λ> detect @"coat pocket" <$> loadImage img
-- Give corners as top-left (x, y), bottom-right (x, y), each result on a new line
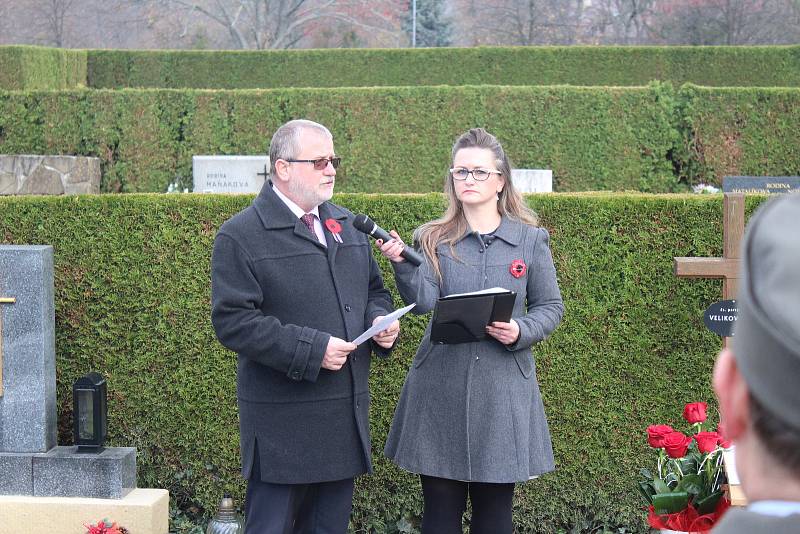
top-left (512, 349), bottom-right (534, 378)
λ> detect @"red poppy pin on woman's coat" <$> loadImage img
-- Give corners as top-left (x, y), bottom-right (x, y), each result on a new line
top-left (510, 259), bottom-right (526, 278)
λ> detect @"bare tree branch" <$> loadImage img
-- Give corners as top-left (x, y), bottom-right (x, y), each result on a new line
top-left (134, 0), bottom-right (403, 49)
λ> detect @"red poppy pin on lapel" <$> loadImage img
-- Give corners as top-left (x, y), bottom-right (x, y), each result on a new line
top-left (325, 218), bottom-right (343, 243)
top-left (510, 259), bottom-right (526, 278)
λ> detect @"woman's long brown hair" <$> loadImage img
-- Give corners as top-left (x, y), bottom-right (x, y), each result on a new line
top-left (415, 128), bottom-right (539, 282)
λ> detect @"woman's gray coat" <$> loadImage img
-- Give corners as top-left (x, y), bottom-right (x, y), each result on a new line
top-left (383, 216), bottom-right (564, 483)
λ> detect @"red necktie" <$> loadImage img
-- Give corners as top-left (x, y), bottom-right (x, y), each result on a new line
top-left (301, 213), bottom-right (315, 234)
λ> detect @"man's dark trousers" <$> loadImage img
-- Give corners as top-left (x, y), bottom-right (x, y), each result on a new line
top-left (244, 451), bottom-right (354, 534)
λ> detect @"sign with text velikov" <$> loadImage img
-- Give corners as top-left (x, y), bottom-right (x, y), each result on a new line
top-left (704, 299), bottom-right (738, 338)
top-left (723, 176), bottom-right (800, 194)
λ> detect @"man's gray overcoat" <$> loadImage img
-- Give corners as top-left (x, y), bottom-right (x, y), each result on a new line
top-left (384, 216), bottom-right (564, 483)
top-left (211, 183), bottom-right (394, 484)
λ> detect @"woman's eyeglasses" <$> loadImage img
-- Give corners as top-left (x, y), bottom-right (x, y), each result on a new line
top-left (450, 168), bottom-right (501, 181)
top-left (287, 157), bottom-right (341, 170)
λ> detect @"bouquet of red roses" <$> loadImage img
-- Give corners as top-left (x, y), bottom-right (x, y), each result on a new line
top-left (638, 402), bottom-right (731, 533)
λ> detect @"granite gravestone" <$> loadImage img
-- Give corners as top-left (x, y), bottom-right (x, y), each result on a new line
top-left (193, 155), bottom-right (269, 193)
top-left (0, 246), bottom-right (56, 454)
top-left (0, 245), bottom-right (135, 499)
top-left (511, 169), bottom-right (553, 193)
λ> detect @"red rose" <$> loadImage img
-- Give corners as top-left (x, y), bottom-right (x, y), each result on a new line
top-left (647, 424), bottom-right (674, 448)
top-left (662, 431), bottom-right (692, 458)
top-left (509, 259), bottom-right (526, 278)
top-left (694, 431), bottom-right (720, 454)
top-left (717, 423), bottom-right (732, 448)
top-left (683, 402), bottom-right (708, 424)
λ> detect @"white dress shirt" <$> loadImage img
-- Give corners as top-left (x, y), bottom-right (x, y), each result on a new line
top-left (272, 184), bottom-right (326, 245)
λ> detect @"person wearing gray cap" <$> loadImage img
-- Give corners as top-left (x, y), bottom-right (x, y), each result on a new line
top-left (712, 193), bottom-right (800, 534)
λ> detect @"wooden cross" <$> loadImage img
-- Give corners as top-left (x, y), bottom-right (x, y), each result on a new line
top-left (0, 294), bottom-right (16, 397)
top-left (674, 193), bottom-right (745, 347)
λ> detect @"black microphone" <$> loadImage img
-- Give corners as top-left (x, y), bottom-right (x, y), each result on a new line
top-left (353, 214), bottom-right (423, 266)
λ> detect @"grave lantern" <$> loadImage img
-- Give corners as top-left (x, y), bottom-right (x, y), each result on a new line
top-left (72, 372), bottom-right (107, 452)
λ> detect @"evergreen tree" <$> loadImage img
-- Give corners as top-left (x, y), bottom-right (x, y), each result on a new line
top-left (404, 0), bottom-right (452, 47)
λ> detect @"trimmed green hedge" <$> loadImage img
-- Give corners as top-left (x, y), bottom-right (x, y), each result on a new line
top-left (0, 46), bottom-right (87, 91)
top-left (676, 85), bottom-right (800, 184)
top-left (0, 193), bottom-right (765, 532)
top-left (0, 84), bottom-right (678, 193)
top-left (4, 45), bottom-right (800, 91)
top-left (1, 83), bottom-right (799, 194)
top-left (84, 46), bottom-right (800, 89)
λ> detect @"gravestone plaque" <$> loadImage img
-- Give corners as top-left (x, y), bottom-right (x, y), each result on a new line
top-left (0, 245), bottom-right (56, 453)
top-left (511, 169), bottom-right (553, 193)
top-left (704, 299), bottom-right (738, 338)
top-left (723, 176), bottom-right (800, 194)
top-left (192, 155), bottom-right (269, 193)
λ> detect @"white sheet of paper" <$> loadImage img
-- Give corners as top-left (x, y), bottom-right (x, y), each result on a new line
top-left (444, 287), bottom-right (511, 298)
top-left (351, 303), bottom-right (415, 345)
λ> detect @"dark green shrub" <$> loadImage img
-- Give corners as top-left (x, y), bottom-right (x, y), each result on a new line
top-left (0, 84), bottom-right (685, 193)
top-left (3, 84), bottom-right (800, 193)
top-left (0, 192), bottom-right (766, 532)
top-left (0, 45), bottom-right (86, 90)
top-left (84, 46), bottom-right (800, 89)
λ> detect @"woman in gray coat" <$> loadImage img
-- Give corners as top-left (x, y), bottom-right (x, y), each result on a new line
top-left (376, 128), bottom-right (564, 533)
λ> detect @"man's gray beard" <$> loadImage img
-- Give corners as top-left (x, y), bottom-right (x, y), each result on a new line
top-left (288, 178), bottom-right (332, 210)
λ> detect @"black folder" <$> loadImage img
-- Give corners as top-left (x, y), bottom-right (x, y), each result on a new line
top-left (430, 288), bottom-right (517, 344)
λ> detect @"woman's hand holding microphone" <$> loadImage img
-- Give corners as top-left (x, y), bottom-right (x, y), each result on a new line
top-left (375, 229), bottom-right (408, 263)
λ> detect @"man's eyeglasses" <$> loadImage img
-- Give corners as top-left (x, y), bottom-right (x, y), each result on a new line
top-left (286, 157), bottom-right (341, 170)
top-left (450, 168), bottom-right (501, 181)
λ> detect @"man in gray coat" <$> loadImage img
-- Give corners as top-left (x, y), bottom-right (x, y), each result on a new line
top-left (711, 193), bottom-right (800, 533)
top-left (211, 119), bottom-right (399, 534)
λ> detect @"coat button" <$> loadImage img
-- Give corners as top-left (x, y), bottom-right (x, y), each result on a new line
top-left (292, 370), bottom-right (301, 379)
top-left (345, 305), bottom-right (352, 312)
top-left (479, 248), bottom-right (484, 253)
top-left (356, 400), bottom-right (360, 408)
